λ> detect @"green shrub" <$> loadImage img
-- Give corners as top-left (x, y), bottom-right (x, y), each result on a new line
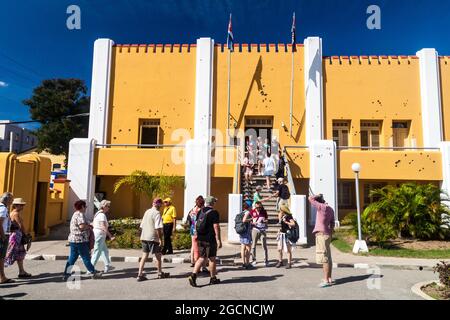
top-left (108, 228), bottom-right (141, 249)
top-left (433, 261), bottom-right (450, 299)
top-left (341, 212), bottom-right (357, 227)
top-left (172, 230), bottom-right (192, 250)
top-left (362, 183), bottom-right (450, 243)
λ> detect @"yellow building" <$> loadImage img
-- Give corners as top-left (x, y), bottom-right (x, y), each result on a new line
top-left (67, 37), bottom-right (450, 243)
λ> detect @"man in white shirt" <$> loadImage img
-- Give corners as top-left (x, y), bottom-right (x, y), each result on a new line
top-left (137, 198), bottom-right (170, 282)
top-left (0, 192), bottom-right (14, 284)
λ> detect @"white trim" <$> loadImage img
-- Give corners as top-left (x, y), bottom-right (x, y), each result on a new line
top-left (88, 38), bottom-right (114, 145)
top-left (228, 194), bottom-right (242, 244)
top-left (183, 38), bottom-right (215, 216)
top-left (304, 37), bottom-right (324, 145)
top-left (309, 140), bottom-right (338, 226)
top-left (67, 138), bottom-right (97, 221)
top-left (291, 195), bottom-right (307, 245)
top-left (417, 49), bottom-right (443, 148)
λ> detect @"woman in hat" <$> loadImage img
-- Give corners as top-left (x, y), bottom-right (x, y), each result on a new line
top-left (5, 198), bottom-right (31, 278)
top-left (161, 198), bottom-right (177, 255)
top-left (91, 200), bottom-right (115, 273)
top-left (276, 204), bottom-right (296, 269)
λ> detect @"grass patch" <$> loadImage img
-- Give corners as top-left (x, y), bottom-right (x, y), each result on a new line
top-left (422, 282), bottom-right (450, 300)
top-left (332, 229), bottom-right (450, 259)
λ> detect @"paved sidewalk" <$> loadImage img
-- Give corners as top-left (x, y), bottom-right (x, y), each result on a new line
top-left (26, 224), bottom-right (447, 271)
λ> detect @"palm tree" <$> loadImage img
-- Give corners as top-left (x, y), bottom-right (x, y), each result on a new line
top-left (113, 170), bottom-right (185, 200)
top-left (363, 183), bottom-right (450, 241)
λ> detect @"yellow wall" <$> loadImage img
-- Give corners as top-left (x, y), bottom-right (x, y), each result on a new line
top-left (95, 148), bottom-right (185, 176)
top-left (440, 57), bottom-right (450, 141)
top-left (338, 150), bottom-right (442, 180)
top-left (210, 177), bottom-right (233, 222)
top-left (214, 44), bottom-right (305, 147)
top-left (0, 152), bottom-right (67, 237)
top-left (323, 56), bottom-right (423, 147)
top-left (108, 44), bottom-right (196, 146)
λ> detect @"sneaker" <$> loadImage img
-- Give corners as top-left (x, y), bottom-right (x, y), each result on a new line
top-left (188, 274), bottom-right (197, 287)
top-left (209, 277), bottom-right (221, 285)
top-left (251, 260), bottom-right (257, 266)
top-left (103, 265), bottom-right (115, 273)
top-left (275, 261), bottom-right (283, 268)
top-left (85, 271), bottom-right (93, 276)
top-left (62, 274), bottom-right (70, 281)
top-left (265, 261), bottom-right (270, 267)
top-left (137, 275), bottom-right (148, 282)
top-left (201, 267), bottom-right (209, 274)
top-left (158, 272), bottom-right (170, 279)
top-left (91, 271), bottom-right (102, 279)
top-left (245, 264), bottom-right (255, 270)
top-left (319, 281), bottom-right (332, 288)
top-left (286, 263), bottom-right (292, 269)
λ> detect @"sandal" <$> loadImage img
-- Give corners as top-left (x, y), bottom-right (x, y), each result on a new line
top-left (0, 278), bottom-right (15, 284)
top-left (18, 273), bottom-right (32, 278)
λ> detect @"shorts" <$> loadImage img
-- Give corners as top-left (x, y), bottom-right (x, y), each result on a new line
top-left (315, 232), bottom-right (332, 265)
top-left (0, 235), bottom-right (9, 259)
top-left (276, 198), bottom-right (289, 210)
top-left (141, 241), bottom-right (161, 255)
top-left (264, 170), bottom-right (274, 177)
top-left (198, 241), bottom-right (217, 258)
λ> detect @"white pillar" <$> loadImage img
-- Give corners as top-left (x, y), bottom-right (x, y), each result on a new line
top-left (183, 139), bottom-right (211, 221)
top-left (309, 140), bottom-right (338, 226)
top-left (291, 195), bottom-right (307, 245)
top-left (88, 38), bottom-right (114, 145)
top-left (183, 37), bottom-right (215, 216)
top-left (417, 49), bottom-right (443, 148)
top-left (304, 37), bottom-right (324, 145)
top-left (67, 138), bottom-right (97, 221)
top-left (228, 194), bottom-right (242, 244)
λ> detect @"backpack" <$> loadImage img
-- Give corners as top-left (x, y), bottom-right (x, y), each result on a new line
top-left (234, 211), bottom-right (249, 235)
top-left (195, 208), bottom-right (213, 235)
top-left (280, 185), bottom-right (291, 200)
top-left (286, 219), bottom-right (300, 243)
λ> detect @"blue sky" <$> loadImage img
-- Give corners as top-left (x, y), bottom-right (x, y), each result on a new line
top-left (1, 0), bottom-right (450, 129)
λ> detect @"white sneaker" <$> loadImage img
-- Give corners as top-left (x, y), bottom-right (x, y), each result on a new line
top-left (85, 271), bottom-right (93, 276)
top-left (251, 260), bottom-right (257, 266)
top-left (104, 265), bottom-right (115, 273)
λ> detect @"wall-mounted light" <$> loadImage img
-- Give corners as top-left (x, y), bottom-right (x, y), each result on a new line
top-left (281, 121), bottom-right (288, 132)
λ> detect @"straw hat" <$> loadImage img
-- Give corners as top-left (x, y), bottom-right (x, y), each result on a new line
top-left (12, 198), bottom-right (26, 205)
top-left (279, 204), bottom-right (291, 214)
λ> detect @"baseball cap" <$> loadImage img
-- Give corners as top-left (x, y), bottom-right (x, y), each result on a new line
top-left (153, 198), bottom-right (163, 206)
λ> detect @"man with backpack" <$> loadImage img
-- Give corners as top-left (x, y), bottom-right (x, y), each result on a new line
top-left (309, 194), bottom-right (335, 288)
top-left (188, 196), bottom-right (222, 287)
top-left (272, 178), bottom-right (290, 210)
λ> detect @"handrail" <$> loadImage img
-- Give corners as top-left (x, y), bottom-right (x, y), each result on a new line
top-left (233, 145), bottom-right (241, 194)
top-left (282, 147), bottom-right (297, 196)
top-left (284, 145), bottom-right (309, 149)
top-left (96, 143), bottom-right (185, 148)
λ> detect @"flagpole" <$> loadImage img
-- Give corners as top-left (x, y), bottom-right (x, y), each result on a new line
top-left (227, 44), bottom-right (231, 138)
top-left (289, 13), bottom-right (295, 137)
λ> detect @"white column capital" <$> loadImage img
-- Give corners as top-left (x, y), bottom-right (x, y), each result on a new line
top-left (417, 48), bottom-right (443, 148)
top-left (88, 38), bottom-right (114, 145)
top-left (304, 37), bottom-right (324, 145)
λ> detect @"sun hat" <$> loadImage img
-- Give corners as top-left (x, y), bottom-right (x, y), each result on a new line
top-left (153, 198), bottom-right (163, 206)
top-left (12, 198), bottom-right (26, 205)
top-left (205, 196), bottom-right (218, 205)
top-left (163, 198), bottom-right (172, 203)
top-left (279, 204), bottom-right (291, 214)
top-left (277, 177), bottom-right (284, 183)
top-left (255, 185), bottom-right (262, 191)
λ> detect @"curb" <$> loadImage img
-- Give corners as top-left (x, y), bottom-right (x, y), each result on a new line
top-left (411, 280), bottom-right (439, 300)
top-left (25, 254), bottom-right (436, 270)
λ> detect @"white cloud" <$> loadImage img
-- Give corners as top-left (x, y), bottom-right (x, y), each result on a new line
top-left (0, 81), bottom-right (8, 87)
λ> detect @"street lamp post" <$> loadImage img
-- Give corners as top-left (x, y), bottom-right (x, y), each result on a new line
top-left (352, 163), bottom-right (369, 254)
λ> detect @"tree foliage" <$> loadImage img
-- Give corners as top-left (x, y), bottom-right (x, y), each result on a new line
top-left (23, 79), bottom-right (89, 161)
top-left (362, 183), bottom-right (450, 243)
top-left (113, 170), bottom-right (185, 200)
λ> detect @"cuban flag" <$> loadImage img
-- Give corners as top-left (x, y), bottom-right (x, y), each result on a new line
top-left (227, 13), bottom-right (234, 52)
top-left (291, 12), bottom-right (296, 52)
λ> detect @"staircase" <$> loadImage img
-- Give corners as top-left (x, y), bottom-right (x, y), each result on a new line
top-left (241, 175), bottom-right (280, 246)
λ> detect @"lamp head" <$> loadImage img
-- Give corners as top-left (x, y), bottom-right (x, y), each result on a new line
top-left (352, 163), bottom-right (361, 173)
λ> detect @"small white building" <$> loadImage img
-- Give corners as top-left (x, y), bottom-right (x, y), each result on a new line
top-left (0, 120), bottom-right (37, 153)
